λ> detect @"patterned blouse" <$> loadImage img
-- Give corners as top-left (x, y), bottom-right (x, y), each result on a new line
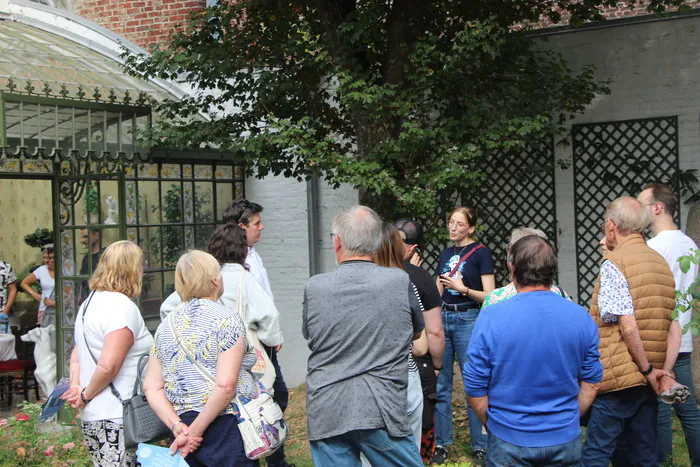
top-left (0, 261), bottom-right (17, 312)
top-left (482, 282), bottom-right (571, 309)
top-left (151, 298), bottom-right (257, 416)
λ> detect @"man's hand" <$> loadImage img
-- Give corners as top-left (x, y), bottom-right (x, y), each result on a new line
top-left (646, 368), bottom-right (673, 394)
top-left (658, 374), bottom-right (676, 394)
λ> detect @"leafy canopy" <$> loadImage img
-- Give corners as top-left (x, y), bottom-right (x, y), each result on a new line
top-left (123, 0), bottom-right (685, 222)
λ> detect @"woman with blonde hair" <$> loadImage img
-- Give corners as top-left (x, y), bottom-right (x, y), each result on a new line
top-left (145, 250), bottom-right (257, 466)
top-left (61, 241), bottom-right (153, 467)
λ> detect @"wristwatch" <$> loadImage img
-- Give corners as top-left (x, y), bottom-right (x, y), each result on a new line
top-left (641, 364), bottom-right (654, 376)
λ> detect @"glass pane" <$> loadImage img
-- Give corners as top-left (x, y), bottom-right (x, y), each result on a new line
top-left (125, 181), bottom-right (137, 225)
top-left (138, 181), bottom-right (159, 224)
top-left (182, 164), bottom-right (193, 179)
top-left (74, 108), bottom-right (90, 154)
top-left (234, 166), bottom-right (243, 179)
top-left (184, 225), bottom-right (195, 251)
top-left (138, 163), bottom-right (158, 179)
top-left (89, 109), bottom-right (106, 153)
top-left (104, 111), bottom-right (121, 155)
top-left (139, 227), bottom-right (160, 270)
top-left (215, 165), bottom-right (233, 180)
top-left (194, 164), bottom-right (213, 179)
top-left (195, 224), bottom-right (215, 250)
top-left (163, 270), bottom-right (176, 298)
top-left (62, 330), bottom-right (75, 377)
top-left (126, 227), bottom-right (137, 243)
top-left (62, 280), bottom-right (77, 327)
top-left (162, 226), bottom-right (183, 269)
top-left (0, 158), bottom-right (20, 173)
top-left (194, 182), bottom-right (214, 223)
top-left (161, 164), bottom-right (181, 179)
top-left (141, 272), bottom-right (162, 316)
top-left (23, 159), bottom-right (52, 173)
top-left (183, 183), bottom-right (194, 223)
top-left (216, 182), bottom-right (233, 222)
top-left (161, 182), bottom-right (182, 224)
top-left (235, 182), bottom-right (244, 198)
top-left (100, 180), bottom-right (119, 225)
top-left (60, 230), bottom-right (76, 276)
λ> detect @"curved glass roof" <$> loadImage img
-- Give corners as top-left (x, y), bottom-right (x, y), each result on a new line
top-left (0, 18), bottom-right (170, 105)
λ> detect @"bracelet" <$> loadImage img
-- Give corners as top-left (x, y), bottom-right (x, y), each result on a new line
top-left (171, 420), bottom-right (183, 433)
top-left (462, 287), bottom-right (470, 296)
top-left (434, 366), bottom-right (443, 372)
top-left (641, 364), bottom-right (654, 376)
top-left (80, 388), bottom-right (91, 404)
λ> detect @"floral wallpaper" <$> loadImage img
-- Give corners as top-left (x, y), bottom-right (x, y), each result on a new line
top-left (0, 179), bottom-right (53, 273)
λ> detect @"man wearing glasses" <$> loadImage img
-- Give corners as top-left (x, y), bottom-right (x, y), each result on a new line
top-left (223, 198), bottom-right (292, 467)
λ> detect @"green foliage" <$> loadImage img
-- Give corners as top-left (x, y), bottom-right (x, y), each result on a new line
top-left (150, 185), bottom-right (214, 270)
top-left (673, 248), bottom-right (700, 336)
top-left (122, 0), bottom-right (684, 234)
top-left (23, 228), bottom-right (53, 249)
top-left (0, 403), bottom-right (90, 466)
top-left (83, 181), bottom-right (99, 216)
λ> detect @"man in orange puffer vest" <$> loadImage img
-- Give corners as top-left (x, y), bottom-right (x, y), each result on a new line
top-left (582, 196), bottom-right (675, 466)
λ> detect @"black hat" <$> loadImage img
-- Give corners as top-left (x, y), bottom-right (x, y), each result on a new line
top-left (394, 219), bottom-right (423, 246)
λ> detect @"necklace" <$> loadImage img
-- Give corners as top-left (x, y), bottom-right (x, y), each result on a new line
top-left (454, 244), bottom-right (469, 256)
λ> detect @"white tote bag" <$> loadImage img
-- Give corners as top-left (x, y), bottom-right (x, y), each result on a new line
top-left (237, 273), bottom-right (276, 392)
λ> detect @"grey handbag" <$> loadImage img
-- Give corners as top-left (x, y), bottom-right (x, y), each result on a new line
top-left (81, 292), bottom-right (169, 448)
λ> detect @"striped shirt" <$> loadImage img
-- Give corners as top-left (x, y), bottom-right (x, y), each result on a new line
top-left (409, 282), bottom-right (424, 373)
top-left (151, 298), bottom-right (257, 416)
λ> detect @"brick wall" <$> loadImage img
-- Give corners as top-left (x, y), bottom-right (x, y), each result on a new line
top-left (535, 1), bottom-right (700, 28)
top-left (71, 0), bottom-right (205, 50)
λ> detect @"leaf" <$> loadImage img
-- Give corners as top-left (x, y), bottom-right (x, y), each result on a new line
top-left (680, 256), bottom-right (692, 274)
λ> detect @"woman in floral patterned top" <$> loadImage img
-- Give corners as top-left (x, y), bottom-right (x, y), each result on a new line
top-left (144, 250), bottom-right (257, 467)
top-left (482, 228), bottom-right (571, 309)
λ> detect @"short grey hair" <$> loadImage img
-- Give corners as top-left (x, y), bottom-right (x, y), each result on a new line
top-left (605, 196), bottom-right (650, 235)
top-left (507, 227), bottom-right (548, 254)
top-left (332, 205), bottom-right (382, 256)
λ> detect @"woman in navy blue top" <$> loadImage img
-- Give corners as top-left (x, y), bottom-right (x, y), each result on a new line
top-left (430, 206), bottom-right (495, 465)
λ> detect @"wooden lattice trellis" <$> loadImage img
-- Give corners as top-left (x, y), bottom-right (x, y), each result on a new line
top-left (421, 140), bottom-right (557, 287)
top-left (572, 116), bottom-right (681, 307)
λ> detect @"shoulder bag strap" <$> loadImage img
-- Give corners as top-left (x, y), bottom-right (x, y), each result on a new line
top-left (80, 291), bottom-right (124, 404)
top-left (448, 243), bottom-right (485, 277)
top-left (168, 310), bottom-right (215, 383)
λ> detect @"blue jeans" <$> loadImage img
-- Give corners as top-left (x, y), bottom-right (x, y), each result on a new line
top-left (658, 352), bottom-right (700, 466)
top-left (582, 386), bottom-right (658, 467)
top-left (310, 428), bottom-right (423, 467)
top-left (487, 433), bottom-right (582, 466)
top-left (436, 308), bottom-right (486, 451)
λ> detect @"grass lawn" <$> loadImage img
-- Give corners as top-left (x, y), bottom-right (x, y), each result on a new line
top-left (279, 366), bottom-right (693, 466)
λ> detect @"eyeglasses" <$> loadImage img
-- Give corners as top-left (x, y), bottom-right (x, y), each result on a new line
top-left (329, 233), bottom-right (336, 242)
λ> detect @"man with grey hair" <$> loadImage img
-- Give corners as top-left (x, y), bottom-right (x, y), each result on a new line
top-left (303, 205), bottom-right (424, 466)
top-left (582, 196), bottom-right (676, 466)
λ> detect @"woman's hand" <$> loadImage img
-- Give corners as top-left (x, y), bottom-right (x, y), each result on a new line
top-left (439, 273), bottom-right (467, 295)
top-left (61, 384), bottom-right (82, 404)
top-left (43, 297), bottom-right (56, 307)
top-left (170, 423), bottom-right (203, 457)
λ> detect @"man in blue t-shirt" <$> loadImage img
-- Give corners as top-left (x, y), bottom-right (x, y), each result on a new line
top-left (464, 235), bottom-right (603, 465)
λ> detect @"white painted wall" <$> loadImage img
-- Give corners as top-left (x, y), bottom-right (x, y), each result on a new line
top-left (545, 16), bottom-right (700, 303)
top-left (245, 174), bottom-right (357, 387)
